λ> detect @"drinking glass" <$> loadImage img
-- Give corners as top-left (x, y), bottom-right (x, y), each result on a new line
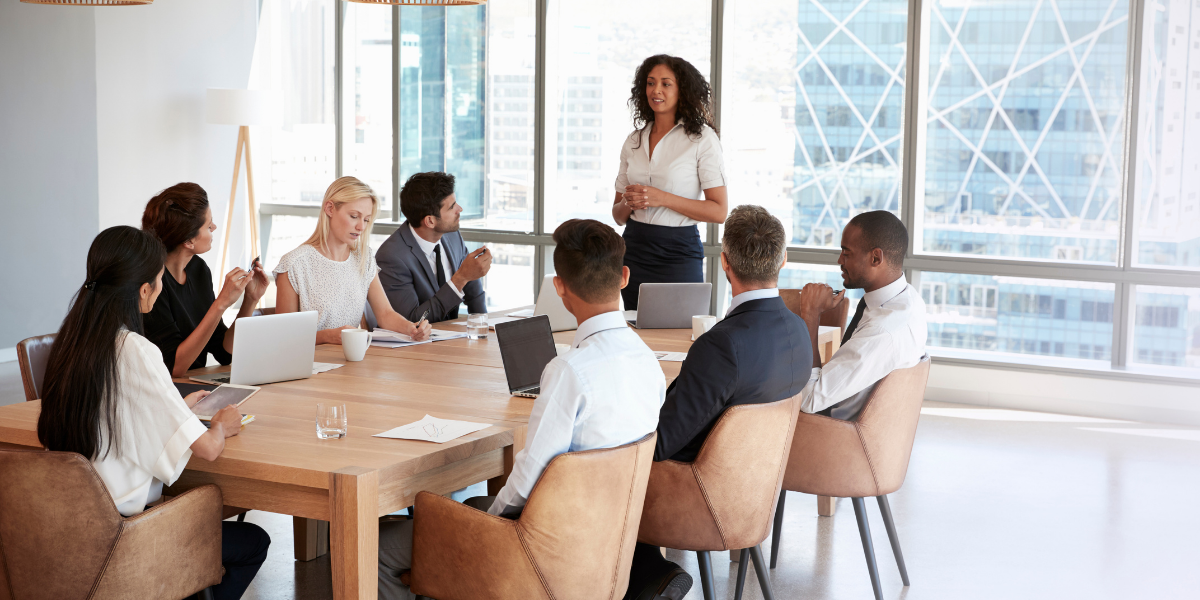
top-left (316, 403), bottom-right (348, 439)
top-left (467, 313), bottom-right (489, 340)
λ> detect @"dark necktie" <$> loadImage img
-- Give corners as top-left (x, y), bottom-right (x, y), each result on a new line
top-left (433, 243), bottom-right (447, 289)
top-left (841, 297), bottom-right (867, 345)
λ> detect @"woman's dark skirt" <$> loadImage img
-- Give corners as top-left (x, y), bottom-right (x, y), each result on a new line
top-left (621, 218), bottom-right (704, 310)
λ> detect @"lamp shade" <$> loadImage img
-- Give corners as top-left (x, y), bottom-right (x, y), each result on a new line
top-left (206, 89), bottom-right (269, 126)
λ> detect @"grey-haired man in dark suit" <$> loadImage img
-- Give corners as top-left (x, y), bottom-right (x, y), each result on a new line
top-left (376, 172), bottom-right (490, 323)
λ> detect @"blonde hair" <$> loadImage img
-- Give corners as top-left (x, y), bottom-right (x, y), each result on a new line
top-left (304, 176), bottom-right (380, 276)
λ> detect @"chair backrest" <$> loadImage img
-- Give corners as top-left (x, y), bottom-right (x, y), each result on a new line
top-left (854, 358), bottom-right (930, 495)
top-left (779, 289), bottom-right (850, 338)
top-left (0, 450), bottom-right (125, 599)
top-left (16, 333), bottom-right (55, 401)
top-left (693, 394), bottom-right (801, 549)
top-left (517, 432), bottom-right (657, 600)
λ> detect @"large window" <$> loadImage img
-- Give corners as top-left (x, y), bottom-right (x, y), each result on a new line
top-left (918, 0), bottom-right (1130, 264)
top-left (1132, 0), bottom-right (1200, 269)
top-left (725, 0), bottom-right (907, 248)
top-left (544, 0), bottom-right (712, 231)
top-left (252, 0), bottom-right (1200, 380)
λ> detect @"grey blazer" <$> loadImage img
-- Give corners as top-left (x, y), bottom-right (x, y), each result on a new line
top-left (376, 223), bottom-right (486, 323)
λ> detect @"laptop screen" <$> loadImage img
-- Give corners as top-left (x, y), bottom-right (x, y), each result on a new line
top-left (495, 315), bottom-right (558, 392)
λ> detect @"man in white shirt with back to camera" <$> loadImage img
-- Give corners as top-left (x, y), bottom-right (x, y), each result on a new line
top-left (377, 218), bottom-right (666, 600)
top-left (796, 210), bottom-right (927, 420)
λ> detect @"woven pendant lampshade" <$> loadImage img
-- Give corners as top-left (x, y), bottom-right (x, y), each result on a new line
top-left (347, 0), bottom-right (484, 5)
top-left (20, 0), bottom-right (152, 4)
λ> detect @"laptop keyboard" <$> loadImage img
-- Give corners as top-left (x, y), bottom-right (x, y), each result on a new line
top-left (210, 375), bottom-right (231, 384)
top-left (513, 387), bottom-right (540, 398)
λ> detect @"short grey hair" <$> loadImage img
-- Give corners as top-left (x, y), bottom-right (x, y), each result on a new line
top-left (721, 205), bottom-right (786, 284)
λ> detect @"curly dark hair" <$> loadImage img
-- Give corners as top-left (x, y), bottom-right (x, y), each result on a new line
top-left (628, 54), bottom-right (717, 148)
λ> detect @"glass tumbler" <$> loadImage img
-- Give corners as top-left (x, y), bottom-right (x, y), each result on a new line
top-left (316, 403), bottom-right (348, 439)
top-left (467, 313), bottom-right (489, 340)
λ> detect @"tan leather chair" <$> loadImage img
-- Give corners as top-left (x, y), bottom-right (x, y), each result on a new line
top-left (638, 394), bottom-right (801, 600)
top-left (771, 359), bottom-right (931, 600)
top-left (0, 449), bottom-right (224, 600)
top-left (780, 288), bottom-right (851, 339)
top-left (16, 334), bottom-right (55, 401)
top-left (409, 432), bottom-right (657, 600)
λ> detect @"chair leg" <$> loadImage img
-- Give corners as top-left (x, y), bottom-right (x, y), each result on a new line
top-left (733, 548), bottom-right (749, 600)
top-left (770, 491), bottom-right (786, 568)
top-left (851, 497), bottom-right (884, 600)
top-left (237, 511), bottom-right (246, 522)
top-left (695, 550), bottom-right (716, 600)
top-left (199, 589), bottom-right (215, 600)
top-left (876, 495), bottom-right (910, 586)
top-left (748, 544), bottom-right (776, 600)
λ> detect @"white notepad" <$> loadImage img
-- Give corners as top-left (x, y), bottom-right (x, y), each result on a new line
top-left (373, 414), bottom-right (493, 444)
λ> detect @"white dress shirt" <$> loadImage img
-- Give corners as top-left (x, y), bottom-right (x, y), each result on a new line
top-left (726, 287), bottom-right (780, 316)
top-left (92, 331), bottom-right (209, 516)
top-left (801, 275), bottom-right (928, 420)
top-left (614, 122), bottom-right (726, 227)
top-left (488, 311), bottom-right (666, 517)
top-left (409, 224), bottom-right (463, 298)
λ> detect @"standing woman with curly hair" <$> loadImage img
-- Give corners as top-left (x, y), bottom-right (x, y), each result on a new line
top-left (612, 54), bottom-right (728, 309)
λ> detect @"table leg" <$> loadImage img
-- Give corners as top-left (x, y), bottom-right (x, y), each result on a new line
top-left (487, 444), bottom-right (516, 496)
top-left (330, 467), bottom-right (379, 600)
top-left (293, 517), bottom-right (329, 561)
top-left (818, 495), bottom-right (837, 516)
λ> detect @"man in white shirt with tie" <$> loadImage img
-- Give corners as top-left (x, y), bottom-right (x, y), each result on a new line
top-left (377, 218), bottom-right (665, 599)
top-left (796, 210), bottom-right (928, 420)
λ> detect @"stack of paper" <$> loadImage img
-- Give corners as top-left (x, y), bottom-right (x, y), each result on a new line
top-left (371, 329), bottom-right (468, 348)
top-left (654, 352), bottom-right (688, 362)
top-left (373, 414), bottom-right (492, 443)
top-left (313, 362), bottom-right (344, 374)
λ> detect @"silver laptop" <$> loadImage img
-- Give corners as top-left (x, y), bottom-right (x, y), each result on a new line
top-left (190, 311), bottom-right (319, 386)
top-left (627, 283), bottom-right (712, 329)
top-left (532, 274), bottom-right (578, 332)
top-left (495, 315), bottom-right (558, 398)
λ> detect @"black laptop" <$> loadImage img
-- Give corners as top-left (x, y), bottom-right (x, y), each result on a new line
top-left (495, 315), bottom-right (558, 398)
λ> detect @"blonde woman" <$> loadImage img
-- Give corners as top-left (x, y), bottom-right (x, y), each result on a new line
top-left (274, 177), bottom-right (432, 344)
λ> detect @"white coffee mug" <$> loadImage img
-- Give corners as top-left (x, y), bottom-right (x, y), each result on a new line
top-left (692, 315), bottom-right (717, 341)
top-left (341, 328), bottom-right (373, 362)
top-left (555, 343), bottom-right (571, 356)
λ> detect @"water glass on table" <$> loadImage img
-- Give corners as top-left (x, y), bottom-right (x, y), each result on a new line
top-left (467, 313), bottom-right (489, 340)
top-left (316, 403), bottom-right (347, 439)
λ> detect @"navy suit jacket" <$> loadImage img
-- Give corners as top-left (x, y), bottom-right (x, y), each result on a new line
top-left (654, 296), bottom-right (812, 462)
top-left (376, 222), bottom-right (486, 323)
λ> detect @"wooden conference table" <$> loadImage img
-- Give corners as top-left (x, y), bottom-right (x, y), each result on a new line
top-left (0, 311), bottom-right (840, 600)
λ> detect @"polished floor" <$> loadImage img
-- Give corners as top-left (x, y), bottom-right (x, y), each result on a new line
top-left (231, 400), bottom-right (1200, 600)
top-left (2, 368), bottom-right (1197, 599)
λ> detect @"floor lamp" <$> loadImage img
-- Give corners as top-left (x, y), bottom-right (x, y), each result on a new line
top-left (206, 88), bottom-right (268, 278)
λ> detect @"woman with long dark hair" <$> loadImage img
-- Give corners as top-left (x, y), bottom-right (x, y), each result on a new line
top-left (37, 226), bottom-right (269, 600)
top-left (612, 54), bottom-right (729, 309)
top-left (142, 182), bottom-right (269, 377)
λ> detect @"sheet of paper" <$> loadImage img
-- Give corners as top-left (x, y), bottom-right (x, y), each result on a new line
top-left (654, 352), bottom-right (688, 362)
top-left (370, 329), bottom-right (432, 348)
top-left (507, 308), bottom-right (535, 318)
top-left (430, 329), bottom-right (468, 341)
top-left (313, 362), bottom-right (344, 374)
top-left (373, 414), bottom-right (493, 444)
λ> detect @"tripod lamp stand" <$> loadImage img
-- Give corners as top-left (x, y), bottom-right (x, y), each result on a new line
top-left (206, 88), bottom-right (268, 277)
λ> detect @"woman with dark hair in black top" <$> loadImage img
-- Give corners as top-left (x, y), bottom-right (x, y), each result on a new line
top-left (141, 183), bottom-right (269, 377)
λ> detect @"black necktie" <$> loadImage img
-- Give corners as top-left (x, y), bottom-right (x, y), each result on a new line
top-left (841, 297), bottom-right (867, 345)
top-left (433, 243), bottom-right (447, 289)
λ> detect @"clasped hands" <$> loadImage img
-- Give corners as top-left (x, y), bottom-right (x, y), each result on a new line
top-left (623, 185), bottom-right (668, 210)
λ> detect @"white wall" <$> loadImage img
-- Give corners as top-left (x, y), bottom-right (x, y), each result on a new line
top-left (95, 0), bottom-right (260, 275)
top-left (0, 3), bottom-right (100, 349)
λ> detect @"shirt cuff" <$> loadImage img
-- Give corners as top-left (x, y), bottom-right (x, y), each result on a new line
top-left (448, 280), bottom-right (465, 298)
top-left (152, 416), bottom-right (209, 486)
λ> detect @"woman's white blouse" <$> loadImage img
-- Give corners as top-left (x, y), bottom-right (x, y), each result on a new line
top-left (92, 331), bottom-right (209, 517)
top-left (273, 244), bottom-right (380, 331)
top-left (614, 122), bottom-right (727, 227)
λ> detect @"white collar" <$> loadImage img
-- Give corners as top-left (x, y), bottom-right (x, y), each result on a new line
top-left (863, 275), bottom-right (908, 310)
top-left (409, 223), bottom-right (440, 257)
top-left (726, 288), bottom-right (779, 316)
top-left (571, 311), bottom-right (629, 348)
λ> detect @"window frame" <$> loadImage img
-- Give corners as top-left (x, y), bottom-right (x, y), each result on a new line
top-left (253, 0), bottom-right (1200, 384)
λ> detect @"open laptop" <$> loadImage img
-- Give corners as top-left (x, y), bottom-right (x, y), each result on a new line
top-left (531, 274), bottom-right (578, 332)
top-left (495, 315), bottom-right (558, 398)
top-left (190, 310), bottom-right (319, 386)
top-left (626, 282), bottom-right (712, 329)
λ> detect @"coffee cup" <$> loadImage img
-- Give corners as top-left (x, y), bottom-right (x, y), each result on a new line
top-left (692, 315), bottom-right (717, 341)
top-left (341, 328), bottom-right (373, 362)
